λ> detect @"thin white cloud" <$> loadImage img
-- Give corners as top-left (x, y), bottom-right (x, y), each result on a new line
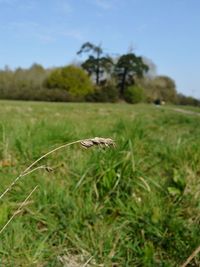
top-left (136, 23), bottom-right (148, 33)
top-left (90, 0), bottom-right (118, 10)
top-left (0, 21), bottom-right (39, 32)
top-left (0, 0), bottom-right (17, 5)
top-left (57, 0), bottom-right (72, 14)
top-left (0, 0), bottom-right (36, 10)
top-left (2, 20), bottom-right (86, 43)
top-left (19, 1), bottom-right (36, 10)
top-left (59, 29), bottom-right (85, 41)
top-left (94, 0), bottom-right (112, 9)
top-left (62, 1), bottom-right (72, 13)
top-left (37, 34), bottom-right (56, 44)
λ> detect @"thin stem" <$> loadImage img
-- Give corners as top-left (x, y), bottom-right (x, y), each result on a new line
top-left (0, 185), bottom-right (38, 236)
top-left (21, 165), bottom-right (48, 176)
top-left (22, 140), bottom-right (82, 175)
top-left (0, 174), bottom-right (23, 201)
top-left (0, 139), bottom-right (83, 201)
top-left (0, 166), bottom-right (48, 201)
top-left (82, 256), bottom-right (94, 267)
top-left (181, 245), bottom-right (200, 267)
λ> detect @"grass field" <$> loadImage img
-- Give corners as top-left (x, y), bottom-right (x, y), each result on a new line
top-left (175, 105), bottom-right (200, 113)
top-left (0, 101), bottom-right (200, 266)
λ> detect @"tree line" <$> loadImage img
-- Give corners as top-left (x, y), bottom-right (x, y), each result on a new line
top-left (0, 42), bottom-right (199, 106)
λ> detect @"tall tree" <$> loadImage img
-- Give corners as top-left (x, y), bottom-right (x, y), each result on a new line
top-left (115, 53), bottom-right (149, 96)
top-left (77, 42), bottom-right (113, 85)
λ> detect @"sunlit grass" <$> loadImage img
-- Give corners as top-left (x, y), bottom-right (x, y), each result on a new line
top-left (0, 101), bottom-right (199, 266)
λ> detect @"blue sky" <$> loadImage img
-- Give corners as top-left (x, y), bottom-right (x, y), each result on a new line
top-left (0, 0), bottom-right (199, 98)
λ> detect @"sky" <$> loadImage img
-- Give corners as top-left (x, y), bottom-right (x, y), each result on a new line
top-left (0, 0), bottom-right (199, 98)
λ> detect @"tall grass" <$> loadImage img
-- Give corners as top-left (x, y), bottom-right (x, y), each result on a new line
top-left (0, 101), bottom-right (199, 266)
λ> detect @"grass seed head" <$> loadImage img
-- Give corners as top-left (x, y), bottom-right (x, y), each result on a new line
top-left (80, 137), bottom-right (115, 148)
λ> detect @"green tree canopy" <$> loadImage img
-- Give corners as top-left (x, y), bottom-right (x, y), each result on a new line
top-left (115, 53), bottom-right (149, 97)
top-left (77, 42), bottom-right (113, 85)
top-left (44, 65), bottom-right (93, 98)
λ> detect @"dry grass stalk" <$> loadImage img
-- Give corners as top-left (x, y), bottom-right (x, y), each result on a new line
top-left (0, 137), bottom-right (115, 236)
top-left (181, 245), bottom-right (200, 267)
top-left (0, 185), bottom-right (38, 235)
top-left (0, 137), bottom-right (115, 201)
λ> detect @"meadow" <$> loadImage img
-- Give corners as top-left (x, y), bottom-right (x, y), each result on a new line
top-left (0, 100), bottom-right (199, 266)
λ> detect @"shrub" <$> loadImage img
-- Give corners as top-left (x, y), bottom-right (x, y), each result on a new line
top-left (44, 65), bottom-right (94, 99)
top-left (86, 80), bottom-right (119, 102)
top-left (176, 93), bottom-right (200, 106)
top-left (124, 85), bottom-right (146, 104)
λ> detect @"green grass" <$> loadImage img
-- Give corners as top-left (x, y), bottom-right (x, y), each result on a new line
top-left (0, 100), bottom-right (200, 266)
top-left (179, 105), bottom-right (200, 113)
top-left (166, 104), bottom-right (200, 113)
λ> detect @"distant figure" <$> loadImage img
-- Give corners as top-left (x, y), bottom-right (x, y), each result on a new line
top-left (154, 99), bottom-right (165, 106)
top-left (154, 98), bottom-right (161, 105)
